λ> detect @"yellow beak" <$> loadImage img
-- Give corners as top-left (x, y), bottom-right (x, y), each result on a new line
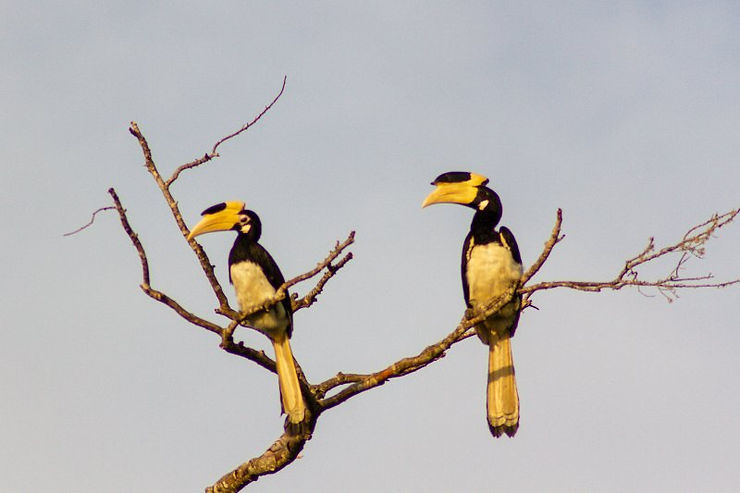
top-left (421, 172), bottom-right (489, 208)
top-left (420, 182), bottom-right (477, 208)
top-left (187, 201), bottom-right (245, 240)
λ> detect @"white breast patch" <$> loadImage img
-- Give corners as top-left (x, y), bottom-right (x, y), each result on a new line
top-left (466, 241), bottom-right (522, 310)
top-left (230, 261), bottom-right (288, 336)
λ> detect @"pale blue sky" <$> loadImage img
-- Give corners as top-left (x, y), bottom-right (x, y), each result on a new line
top-left (2, 2), bottom-right (739, 492)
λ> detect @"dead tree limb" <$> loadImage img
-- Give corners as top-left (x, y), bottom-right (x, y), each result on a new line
top-left (167, 76), bottom-right (287, 186)
top-left (311, 207), bottom-right (739, 413)
top-left (78, 77), bottom-right (738, 492)
top-left (520, 208), bottom-right (739, 304)
top-left (62, 206), bottom-right (115, 236)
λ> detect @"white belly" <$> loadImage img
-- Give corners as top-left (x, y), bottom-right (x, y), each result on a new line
top-left (230, 261), bottom-right (289, 337)
top-left (466, 241), bottom-right (522, 343)
top-left (466, 241), bottom-right (523, 308)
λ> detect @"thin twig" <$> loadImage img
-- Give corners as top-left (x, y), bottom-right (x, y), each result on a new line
top-left (520, 208), bottom-right (563, 285)
top-left (293, 252), bottom-right (354, 311)
top-left (215, 231), bottom-right (356, 323)
top-left (108, 187), bottom-right (282, 374)
top-left (167, 76), bottom-right (288, 186)
top-left (63, 206), bottom-right (115, 236)
top-left (519, 208), bottom-right (740, 302)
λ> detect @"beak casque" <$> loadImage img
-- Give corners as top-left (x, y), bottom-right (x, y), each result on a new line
top-left (187, 201), bottom-right (245, 240)
top-left (421, 172), bottom-right (489, 208)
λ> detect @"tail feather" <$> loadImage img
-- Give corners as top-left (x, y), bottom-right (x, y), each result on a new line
top-left (487, 335), bottom-right (519, 437)
top-left (272, 335), bottom-right (306, 425)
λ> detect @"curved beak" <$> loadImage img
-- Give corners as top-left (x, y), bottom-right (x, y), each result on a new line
top-left (187, 201), bottom-right (245, 240)
top-left (422, 182), bottom-right (478, 208)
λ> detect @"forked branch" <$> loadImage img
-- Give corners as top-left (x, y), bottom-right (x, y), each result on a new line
top-left (311, 206), bottom-right (739, 409)
top-left (107, 186), bottom-right (353, 371)
top-left (82, 77), bottom-right (738, 492)
top-left (520, 208), bottom-right (739, 303)
top-left (167, 76), bottom-right (287, 186)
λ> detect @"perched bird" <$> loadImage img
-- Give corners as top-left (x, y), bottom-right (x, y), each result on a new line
top-left (188, 201), bottom-right (305, 425)
top-left (422, 172), bottom-right (523, 437)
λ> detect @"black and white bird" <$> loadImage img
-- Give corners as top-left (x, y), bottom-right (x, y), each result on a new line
top-left (188, 201), bottom-right (305, 425)
top-left (423, 172), bottom-right (523, 437)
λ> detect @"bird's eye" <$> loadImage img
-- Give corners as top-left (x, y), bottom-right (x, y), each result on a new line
top-left (239, 215), bottom-right (249, 224)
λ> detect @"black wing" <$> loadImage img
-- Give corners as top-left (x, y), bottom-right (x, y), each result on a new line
top-left (251, 243), bottom-right (293, 306)
top-left (251, 243), bottom-right (294, 337)
top-left (461, 232), bottom-right (474, 307)
top-left (230, 239), bottom-right (294, 335)
top-left (498, 226), bottom-right (522, 265)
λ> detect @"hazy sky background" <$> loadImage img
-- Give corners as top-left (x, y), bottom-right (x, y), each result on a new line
top-left (2, 2), bottom-right (739, 492)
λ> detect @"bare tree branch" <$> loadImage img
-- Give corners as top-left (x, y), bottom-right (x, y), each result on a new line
top-left (128, 121), bottom-right (233, 312)
top-left (108, 185), bottom-right (353, 375)
top-left (220, 334), bottom-right (279, 375)
top-left (211, 231), bottom-right (356, 328)
top-left (288, 232), bottom-right (356, 311)
top-left (107, 180), bottom-right (737, 492)
top-left (205, 419), bottom-right (315, 493)
top-left (293, 251), bottom-right (354, 311)
top-left (127, 79), bottom-right (294, 317)
top-left (96, 79), bottom-right (739, 492)
top-left (520, 208), bottom-right (739, 303)
top-left (167, 76), bottom-right (287, 186)
top-left (105, 169), bottom-right (738, 493)
top-left (315, 284), bottom-right (517, 409)
top-left (63, 206), bottom-right (116, 237)
top-left (97, 82), bottom-right (352, 492)
top-left (108, 188), bottom-right (151, 286)
top-left (520, 208), bottom-right (563, 285)
top-left (311, 207), bottom-right (740, 411)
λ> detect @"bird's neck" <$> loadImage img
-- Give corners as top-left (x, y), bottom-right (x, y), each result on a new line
top-left (229, 233), bottom-right (258, 264)
top-left (470, 208), bottom-right (501, 243)
top-left (237, 229), bottom-right (260, 243)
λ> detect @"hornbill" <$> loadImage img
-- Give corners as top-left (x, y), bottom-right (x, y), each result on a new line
top-left (422, 172), bottom-right (523, 437)
top-left (188, 201), bottom-right (306, 425)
